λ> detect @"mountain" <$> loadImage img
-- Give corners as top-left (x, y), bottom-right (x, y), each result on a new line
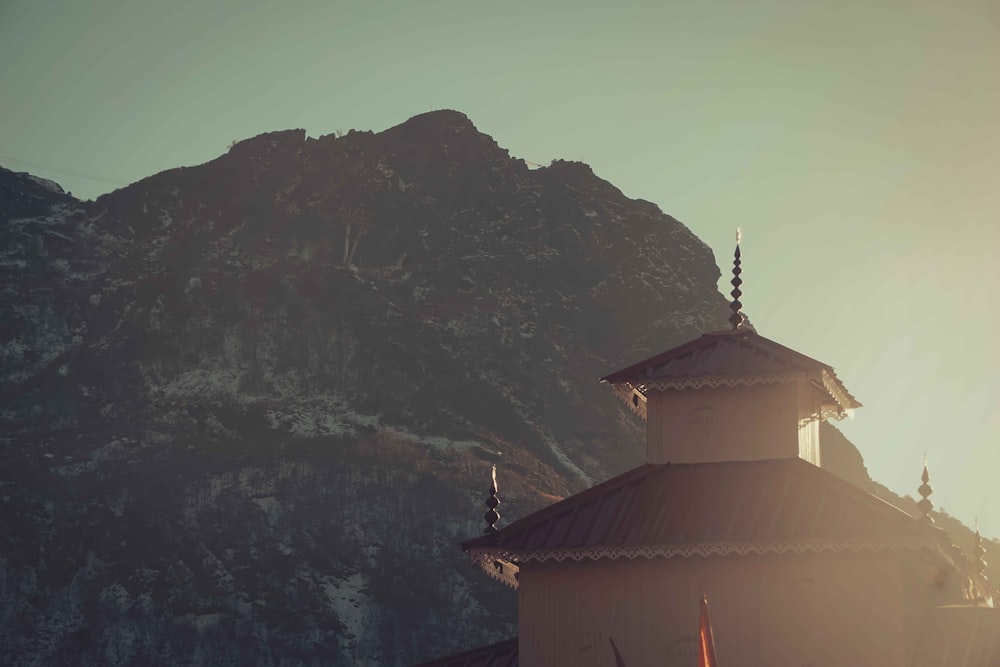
top-left (0, 110), bottom-right (993, 666)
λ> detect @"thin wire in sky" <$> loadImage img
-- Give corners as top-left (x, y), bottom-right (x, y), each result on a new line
top-left (0, 153), bottom-right (127, 186)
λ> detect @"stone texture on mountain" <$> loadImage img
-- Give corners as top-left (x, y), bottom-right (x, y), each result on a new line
top-left (1, 111), bottom-right (992, 666)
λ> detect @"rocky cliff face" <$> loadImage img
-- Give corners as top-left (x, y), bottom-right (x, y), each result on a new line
top-left (0, 110), bottom-right (730, 666)
top-left (3, 111), bottom-right (993, 666)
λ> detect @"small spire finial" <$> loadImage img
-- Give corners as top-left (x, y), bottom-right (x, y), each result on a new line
top-left (917, 458), bottom-right (935, 524)
top-left (973, 518), bottom-right (988, 576)
top-left (728, 229), bottom-right (745, 330)
top-left (483, 465), bottom-right (501, 534)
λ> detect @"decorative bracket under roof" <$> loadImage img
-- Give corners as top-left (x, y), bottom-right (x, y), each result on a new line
top-left (469, 551), bottom-right (520, 589)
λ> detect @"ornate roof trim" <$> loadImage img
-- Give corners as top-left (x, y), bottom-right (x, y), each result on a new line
top-left (470, 536), bottom-right (939, 587)
top-left (612, 373), bottom-right (854, 422)
top-left (642, 371), bottom-right (797, 392)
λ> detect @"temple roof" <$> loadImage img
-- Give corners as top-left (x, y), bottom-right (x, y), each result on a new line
top-left (602, 329), bottom-right (832, 384)
top-left (463, 458), bottom-right (941, 563)
top-left (412, 637), bottom-right (518, 667)
top-left (600, 328), bottom-right (860, 419)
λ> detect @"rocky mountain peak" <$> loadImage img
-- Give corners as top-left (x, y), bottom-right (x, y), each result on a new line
top-left (0, 166), bottom-right (75, 219)
top-left (390, 108), bottom-right (477, 136)
top-left (227, 128), bottom-right (308, 159)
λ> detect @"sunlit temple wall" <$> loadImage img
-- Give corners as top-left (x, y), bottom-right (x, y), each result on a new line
top-left (517, 550), bottom-right (966, 667)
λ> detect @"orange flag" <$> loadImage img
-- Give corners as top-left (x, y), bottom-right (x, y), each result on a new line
top-left (698, 595), bottom-right (719, 667)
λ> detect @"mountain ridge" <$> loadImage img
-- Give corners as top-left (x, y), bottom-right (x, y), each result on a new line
top-left (1, 110), bottom-right (994, 666)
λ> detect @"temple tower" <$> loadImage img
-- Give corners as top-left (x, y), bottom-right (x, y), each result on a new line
top-left (601, 237), bottom-right (860, 466)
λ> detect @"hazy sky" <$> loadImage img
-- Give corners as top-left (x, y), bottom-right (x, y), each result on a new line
top-left (2, 0), bottom-right (998, 536)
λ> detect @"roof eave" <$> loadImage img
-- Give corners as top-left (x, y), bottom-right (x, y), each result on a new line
top-left (471, 536), bottom-right (943, 566)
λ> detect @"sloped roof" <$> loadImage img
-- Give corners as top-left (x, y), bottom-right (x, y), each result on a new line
top-left (412, 637), bottom-right (518, 667)
top-left (463, 459), bottom-right (940, 560)
top-left (600, 328), bottom-right (860, 414)
top-left (602, 329), bottom-right (827, 383)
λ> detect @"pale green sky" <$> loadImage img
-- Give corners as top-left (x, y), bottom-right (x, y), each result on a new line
top-left (2, 0), bottom-right (998, 535)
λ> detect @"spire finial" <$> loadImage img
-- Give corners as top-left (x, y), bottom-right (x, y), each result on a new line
top-left (483, 465), bottom-right (501, 534)
top-left (917, 457), bottom-right (935, 524)
top-left (973, 518), bottom-right (988, 576)
top-left (728, 228), bottom-right (745, 330)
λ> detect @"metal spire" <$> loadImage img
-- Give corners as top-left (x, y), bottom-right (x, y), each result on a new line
top-left (728, 228), bottom-right (746, 330)
top-left (917, 455), bottom-right (935, 524)
top-left (973, 518), bottom-right (988, 577)
top-left (483, 465), bottom-right (501, 535)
